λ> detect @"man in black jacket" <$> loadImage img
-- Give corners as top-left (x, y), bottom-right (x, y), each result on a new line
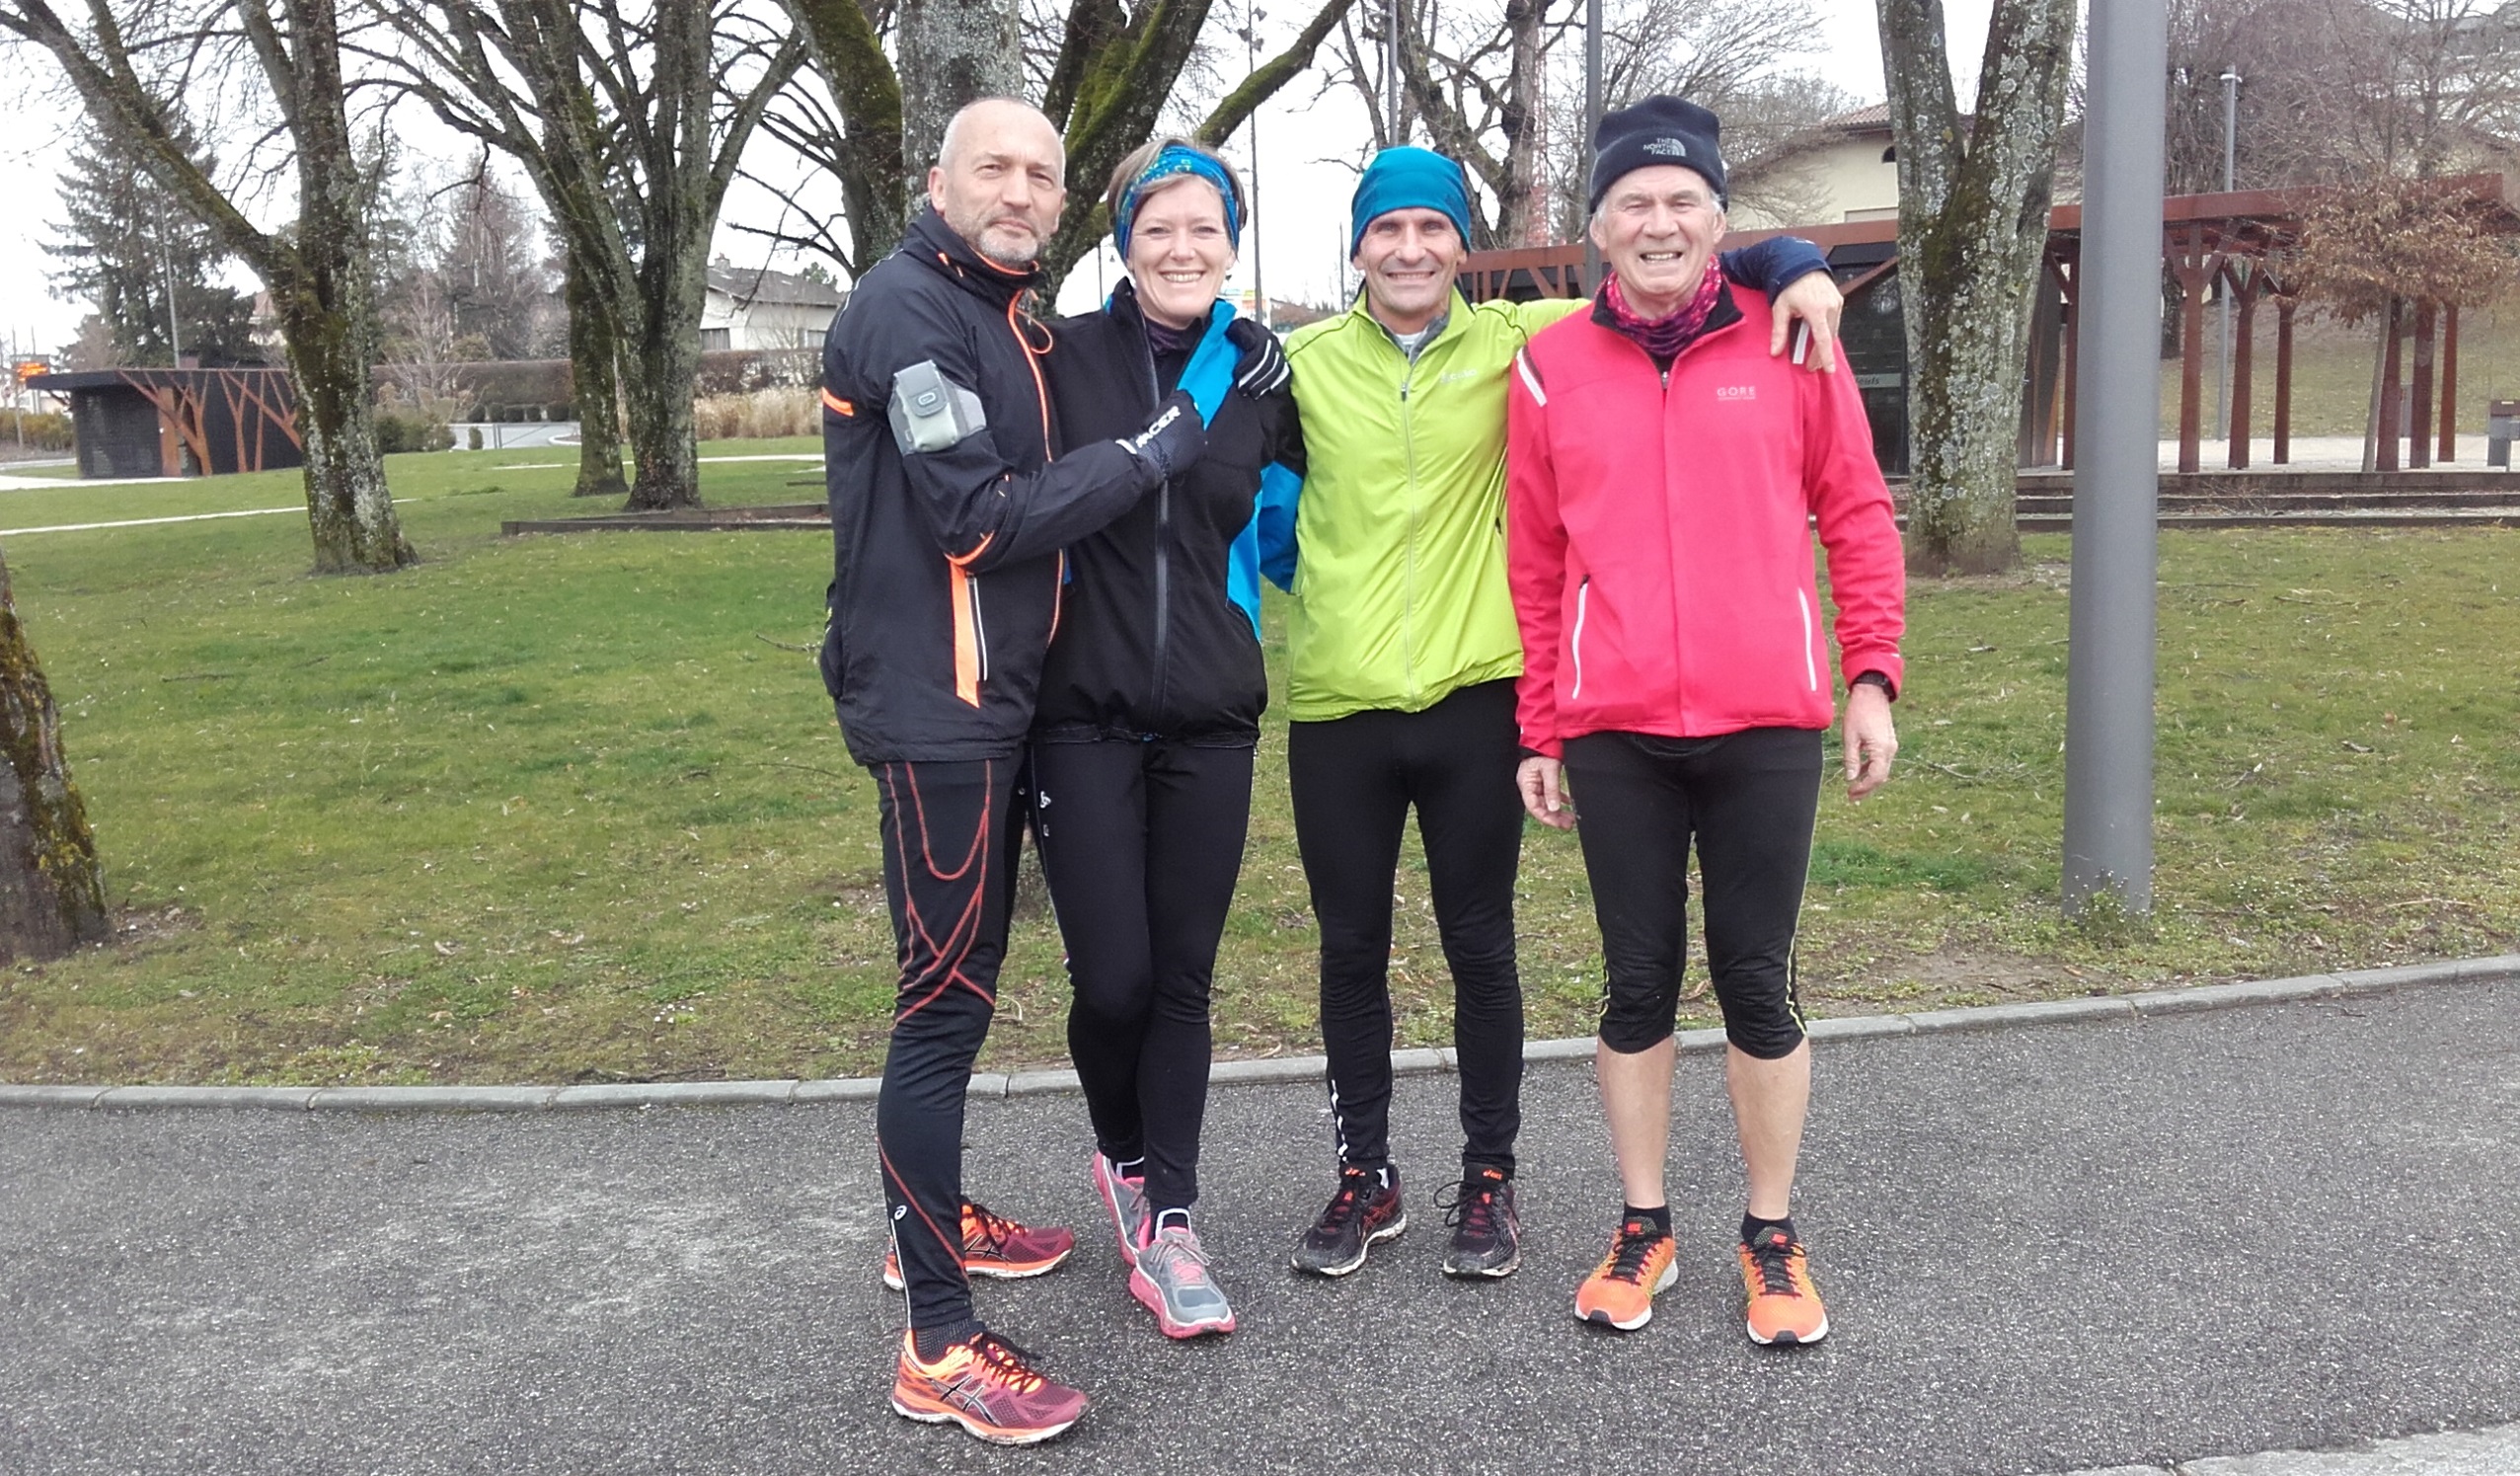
top-left (819, 97), bottom-right (1205, 1446)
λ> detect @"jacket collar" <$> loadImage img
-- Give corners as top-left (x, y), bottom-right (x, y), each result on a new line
top-left (1348, 284), bottom-right (1471, 358)
top-left (1589, 271), bottom-right (1742, 346)
top-left (905, 204), bottom-right (1044, 307)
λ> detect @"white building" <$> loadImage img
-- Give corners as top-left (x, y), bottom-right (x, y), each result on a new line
top-left (699, 262), bottom-right (846, 351)
top-left (1727, 105), bottom-right (1904, 231)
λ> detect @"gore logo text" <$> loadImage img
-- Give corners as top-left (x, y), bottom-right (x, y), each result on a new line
top-left (1715, 385), bottom-right (1756, 401)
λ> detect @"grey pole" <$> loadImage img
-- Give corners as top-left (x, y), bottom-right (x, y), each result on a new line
top-left (1582, 0), bottom-right (1602, 291)
top-left (2063, 0), bottom-right (2169, 914)
top-left (2214, 66), bottom-right (2240, 433)
top-left (1386, 0), bottom-right (1401, 144)
top-left (160, 229), bottom-right (182, 366)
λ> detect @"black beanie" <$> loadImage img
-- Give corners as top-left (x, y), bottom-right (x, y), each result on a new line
top-left (1589, 96), bottom-right (1725, 211)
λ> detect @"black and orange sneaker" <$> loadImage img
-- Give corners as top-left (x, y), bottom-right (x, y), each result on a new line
top-left (1739, 1225), bottom-right (1829, 1345)
top-left (1289, 1163), bottom-right (1406, 1277)
top-left (888, 1328), bottom-right (1088, 1445)
top-left (882, 1201), bottom-right (1077, 1290)
top-left (1437, 1167), bottom-right (1520, 1279)
top-left (1573, 1213), bottom-right (1677, 1330)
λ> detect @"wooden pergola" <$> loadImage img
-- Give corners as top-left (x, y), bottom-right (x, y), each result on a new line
top-left (1460, 174), bottom-right (2520, 476)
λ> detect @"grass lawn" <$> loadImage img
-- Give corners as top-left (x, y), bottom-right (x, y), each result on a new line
top-left (2155, 306), bottom-right (2520, 439)
top-left (0, 445), bottom-right (2513, 1086)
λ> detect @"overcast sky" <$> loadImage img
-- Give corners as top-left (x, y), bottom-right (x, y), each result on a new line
top-left (0, 0), bottom-right (1995, 359)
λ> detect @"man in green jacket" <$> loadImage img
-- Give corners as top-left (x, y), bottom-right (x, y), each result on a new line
top-left (1262, 146), bottom-right (1844, 1281)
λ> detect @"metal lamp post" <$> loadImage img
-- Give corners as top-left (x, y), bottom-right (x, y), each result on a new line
top-left (2062, 0), bottom-right (2171, 914)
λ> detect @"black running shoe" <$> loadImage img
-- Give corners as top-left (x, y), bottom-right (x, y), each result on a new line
top-left (1289, 1163), bottom-right (1406, 1277)
top-left (1437, 1166), bottom-right (1520, 1279)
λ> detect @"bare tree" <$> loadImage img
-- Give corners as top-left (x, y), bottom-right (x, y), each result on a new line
top-left (0, 552), bottom-right (109, 963)
top-left (371, 0), bottom-right (803, 510)
top-left (1878, 0), bottom-right (2079, 576)
top-left (2, 0), bottom-right (417, 573)
top-left (770, 0), bottom-right (1356, 291)
top-left (1325, 0), bottom-right (1827, 248)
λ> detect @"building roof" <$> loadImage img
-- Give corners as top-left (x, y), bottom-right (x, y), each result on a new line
top-left (29, 366), bottom-right (291, 392)
top-left (1821, 103), bottom-right (1893, 132)
top-left (705, 263), bottom-right (845, 308)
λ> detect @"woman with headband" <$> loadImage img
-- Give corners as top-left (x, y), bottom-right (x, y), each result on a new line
top-left (1028, 135), bottom-right (1298, 1340)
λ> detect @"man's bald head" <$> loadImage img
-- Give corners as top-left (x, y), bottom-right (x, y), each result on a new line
top-left (928, 99), bottom-right (1068, 269)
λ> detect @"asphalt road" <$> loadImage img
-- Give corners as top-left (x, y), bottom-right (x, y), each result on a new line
top-left (4, 978), bottom-right (2515, 1476)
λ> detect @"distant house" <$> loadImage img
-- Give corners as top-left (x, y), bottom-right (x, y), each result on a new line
top-left (700, 262), bottom-right (846, 351)
top-left (1728, 105), bottom-right (1904, 231)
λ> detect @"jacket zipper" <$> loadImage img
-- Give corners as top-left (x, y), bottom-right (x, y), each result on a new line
top-left (1139, 324), bottom-right (1173, 724)
top-left (1397, 340), bottom-right (1420, 703)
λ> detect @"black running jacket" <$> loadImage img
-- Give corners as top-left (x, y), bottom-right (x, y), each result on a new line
top-left (1031, 282), bottom-right (1301, 746)
top-left (818, 208), bottom-right (1161, 763)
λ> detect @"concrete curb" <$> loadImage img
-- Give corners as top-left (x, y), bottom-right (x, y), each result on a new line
top-left (7, 955), bottom-right (2513, 1115)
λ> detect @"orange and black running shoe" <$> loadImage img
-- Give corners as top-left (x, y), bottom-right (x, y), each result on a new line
top-left (882, 1201), bottom-right (1076, 1290)
top-left (1572, 1213), bottom-right (1677, 1331)
top-left (1739, 1226), bottom-right (1829, 1345)
top-left (888, 1328), bottom-right (1088, 1445)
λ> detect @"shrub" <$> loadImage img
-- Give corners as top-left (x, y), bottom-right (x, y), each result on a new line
top-left (546, 402), bottom-right (574, 423)
top-left (692, 388), bottom-right (816, 440)
top-left (467, 427), bottom-right (484, 451)
top-left (0, 410), bottom-right (74, 451)
top-left (373, 408), bottom-right (453, 454)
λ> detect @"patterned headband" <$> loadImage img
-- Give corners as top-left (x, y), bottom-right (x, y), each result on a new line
top-left (1113, 144), bottom-right (1243, 259)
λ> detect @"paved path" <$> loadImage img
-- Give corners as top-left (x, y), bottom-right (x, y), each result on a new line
top-left (4, 977), bottom-right (2514, 1475)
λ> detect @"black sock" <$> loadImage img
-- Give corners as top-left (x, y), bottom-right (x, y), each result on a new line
top-left (1623, 1203), bottom-right (1672, 1235)
top-left (911, 1316), bottom-right (984, 1363)
top-left (1112, 1154), bottom-right (1145, 1179)
top-left (1742, 1212), bottom-right (1796, 1247)
top-left (1153, 1206), bottom-right (1192, 1234)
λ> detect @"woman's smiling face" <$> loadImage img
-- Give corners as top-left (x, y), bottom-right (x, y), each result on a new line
top-left (1127, 179), bottom-right (1235, 331)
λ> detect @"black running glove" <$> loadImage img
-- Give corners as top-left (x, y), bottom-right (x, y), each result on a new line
top-left (1120, 389), bottom-right (1207, 480)
top-left (1227, 318), bottom-right (1292, 399)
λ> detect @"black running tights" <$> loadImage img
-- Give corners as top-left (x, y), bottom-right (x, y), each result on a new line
top-left (1285, 678), bottom-right (1525, 1176)
top-left (1031, 738), bottom-right (1254, 1213)
top-left (873, 756), bottom-right (1023, 1335)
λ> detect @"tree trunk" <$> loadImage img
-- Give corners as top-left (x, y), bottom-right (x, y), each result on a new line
top-left (566, 255), bottom-right (629, 499)
top-left (0, 554), bottom-right (109, 963)
top-left (896, 0), bottom-right (1023, 203)
top-left (1878, 0), bottom-right (2081, 576)
top-left (782, 0), bottom-right (909, 269)
top-left (276, 39), bottom-right (417, 575)
top-left (620, 284), bottom-right (706, 510)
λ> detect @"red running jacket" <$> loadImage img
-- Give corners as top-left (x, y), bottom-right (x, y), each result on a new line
top-left (1506, 281), bottom-right (1906, 759)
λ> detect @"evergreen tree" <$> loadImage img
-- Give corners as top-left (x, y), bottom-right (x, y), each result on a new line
top-left (43, 124), bottom-right (262, 367)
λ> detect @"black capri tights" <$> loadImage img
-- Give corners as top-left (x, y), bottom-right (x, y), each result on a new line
top-left (1560, 727), bottom-right (1823, 1059)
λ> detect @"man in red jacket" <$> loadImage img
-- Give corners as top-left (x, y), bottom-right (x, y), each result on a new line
top-left (1504, 95), bottom-right (1906, 1346)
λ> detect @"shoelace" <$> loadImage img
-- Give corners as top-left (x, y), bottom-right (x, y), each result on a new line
top-left (1747, 1233), bottom-right (1804, 1297)
top-left (1601, 1221), bottom-right (1667, 1284)
top-left (966, 1332), bottom-right (1049, 1394)
top-left (1143, 1229), bottom-right (1217, 1286)
top-left (1313, 1169), bottom-right (1378, 1234)
top-left (1438, 1180), bottom-right (1500, 1239)
top-left (961, 1200), bottom-right (1022, 1256)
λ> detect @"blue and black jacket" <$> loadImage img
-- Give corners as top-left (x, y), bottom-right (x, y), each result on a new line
top-left (1033, 279), bottom-right (1302, 746)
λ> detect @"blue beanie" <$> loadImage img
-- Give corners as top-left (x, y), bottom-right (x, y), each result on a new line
top-left (1348, 147), bottom-right (1474, 256)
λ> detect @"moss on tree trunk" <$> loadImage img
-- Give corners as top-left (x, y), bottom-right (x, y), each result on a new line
top-left (567, 257), bottom-right (629, 499)
top-left (0, 555), bottom-right (108, 963)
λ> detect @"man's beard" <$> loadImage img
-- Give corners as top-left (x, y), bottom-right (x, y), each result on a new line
top-left (947, 202), bottom-right (1041, 269)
